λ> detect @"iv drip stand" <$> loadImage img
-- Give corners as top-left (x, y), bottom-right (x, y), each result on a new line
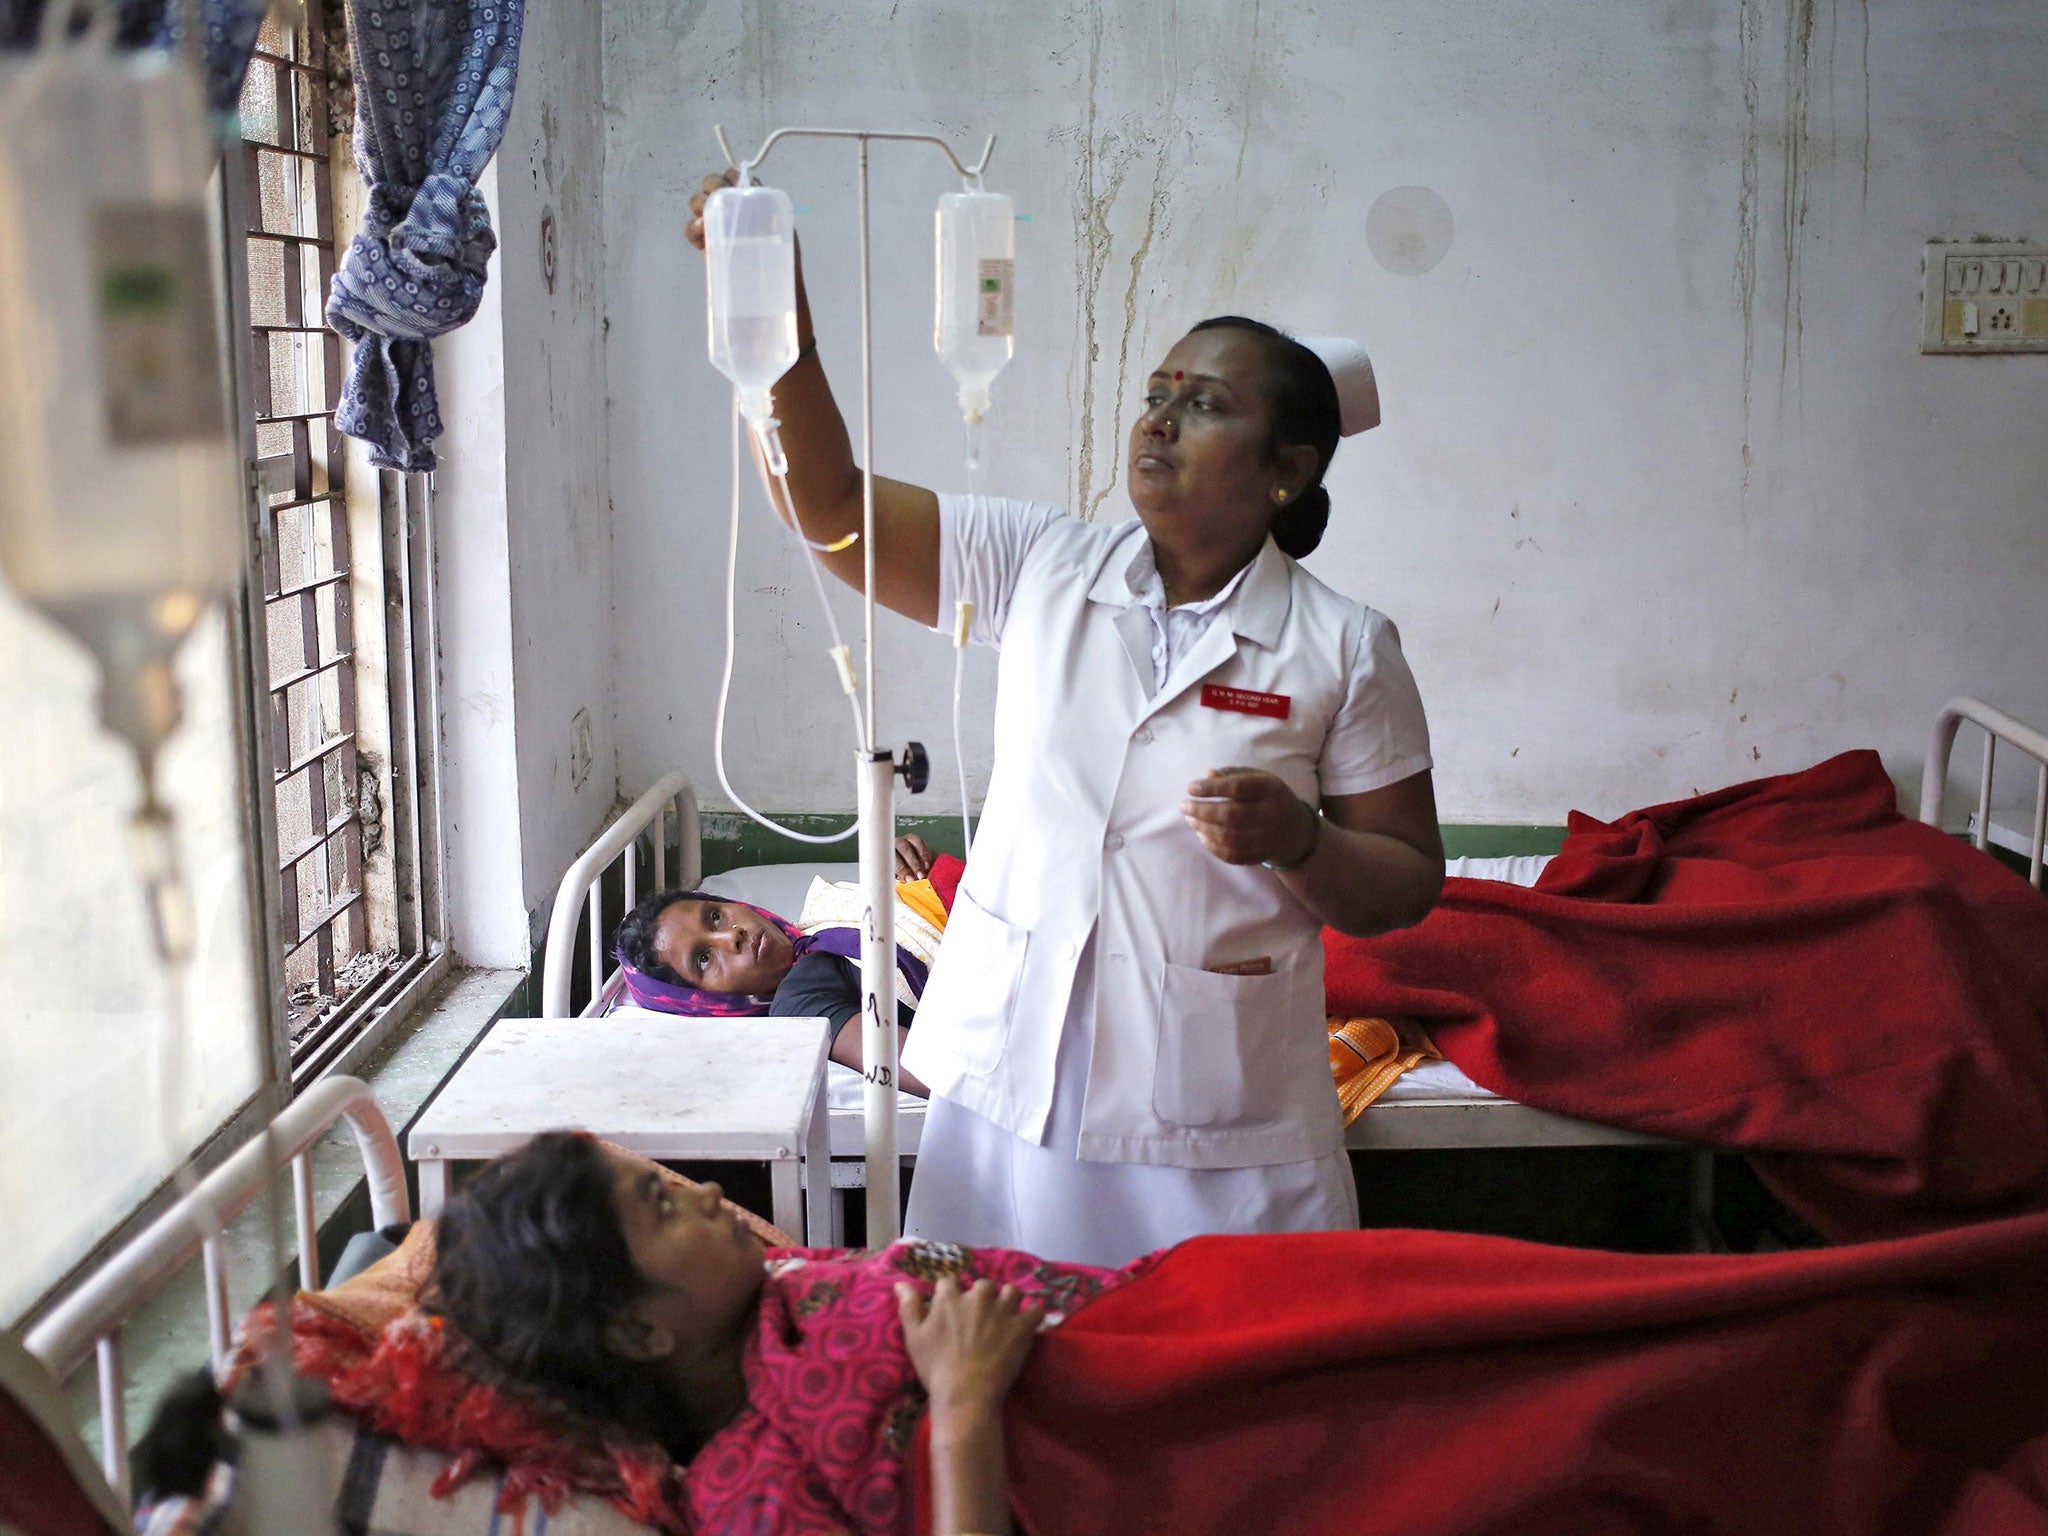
top-left (714, 124), bottom-right (995, 1247)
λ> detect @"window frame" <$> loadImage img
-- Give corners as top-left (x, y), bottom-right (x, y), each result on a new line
top-left (232, 13), bottom-right (449, 1088)
top-left (6, 14), bottom-right (451, 1340)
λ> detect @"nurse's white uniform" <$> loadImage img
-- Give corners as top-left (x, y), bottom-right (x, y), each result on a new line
top-left (903, 495), bottom-right (1431, 1268)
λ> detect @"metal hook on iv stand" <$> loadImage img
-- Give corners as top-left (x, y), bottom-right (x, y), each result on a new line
top-left (713, 123), bottom-right (993, 1247)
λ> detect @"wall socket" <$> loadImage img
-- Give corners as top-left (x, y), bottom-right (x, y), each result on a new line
top-left (569, 707), bottom-right (593, 789)
top-left (1921, 242), bottom-right (2048, 354)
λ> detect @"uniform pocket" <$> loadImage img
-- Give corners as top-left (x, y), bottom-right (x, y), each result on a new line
top-left (914, 889), bottom-right (1028, 1076)
top-left (1152, 959), bottom-right (1324, 1128)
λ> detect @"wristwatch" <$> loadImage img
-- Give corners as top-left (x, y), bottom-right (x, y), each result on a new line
top-left (1261, 798), bottom-right (1321, 873)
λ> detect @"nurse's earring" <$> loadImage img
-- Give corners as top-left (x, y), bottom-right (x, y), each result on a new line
top-left (1273, 488), bottom-right (1290, 505)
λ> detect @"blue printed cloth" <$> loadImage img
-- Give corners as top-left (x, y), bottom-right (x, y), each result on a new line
top-left (326, 0), bottom-right (524, 473)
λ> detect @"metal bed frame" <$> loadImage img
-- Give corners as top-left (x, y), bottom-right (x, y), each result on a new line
top-left (20, 1076), bottom-right (409, 1508)
top-left (539, 780), bottom-right (1678, 1169)
top-left (540, 696), bottom-right (2048, 1197)
top-left (1922, 696), bottom-right (2048, 887)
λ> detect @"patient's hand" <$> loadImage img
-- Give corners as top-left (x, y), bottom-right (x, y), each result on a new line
top-left (896, 1275), bottom-right (1042, 1417)
top-left (895, 832), bottom-right (937, 881)
top-left (899, 1276), bottom-right (1036, 1535)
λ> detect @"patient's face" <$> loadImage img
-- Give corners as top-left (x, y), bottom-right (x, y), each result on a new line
top-left (654, 898), bottom-right (795, 994)
top-left (605, 1148), bottom-right (764, 1340)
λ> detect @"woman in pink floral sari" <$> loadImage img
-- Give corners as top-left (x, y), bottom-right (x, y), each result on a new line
top-left (340, 1132), bottom-right (1127, 1535)
top-left (307, 1132), bottom-right (2048, 1536)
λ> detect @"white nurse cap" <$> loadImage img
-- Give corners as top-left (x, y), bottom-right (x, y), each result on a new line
top-left (1295, 335), bottom-right (1380, 436)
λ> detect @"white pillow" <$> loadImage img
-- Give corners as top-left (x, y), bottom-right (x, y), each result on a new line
top-left (697, 861), bottom-right (857, 921)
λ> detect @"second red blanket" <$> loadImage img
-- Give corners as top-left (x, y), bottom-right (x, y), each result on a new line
top-left (1006, 1215), bottom-right (2048, 1536)
top-left (1323, 750), bottom-right (2048, 1241)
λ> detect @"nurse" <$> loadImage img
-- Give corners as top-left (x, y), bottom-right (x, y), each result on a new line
top-left (687, 175), bottom-right (1444, 1266)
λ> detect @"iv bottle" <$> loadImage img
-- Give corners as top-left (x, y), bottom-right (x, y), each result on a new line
top-left (0, 46), bottom-right (243, 776)
top-left (704, 183), bottom-right (800, 430)
top-left (934, 189), bottom-right (1014, 427)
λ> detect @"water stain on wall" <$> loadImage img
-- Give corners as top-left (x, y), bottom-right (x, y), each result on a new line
top-left (1779, 0), bottom-right (1815, 395)
top-left (1233, 0), bottom-right (1262, 183)
top-left (1735, 0), bottom-right (1763, 499)
top-left (1734, 0), bottom-right (1871, 501)
top-left (1065, 3), bottom-right (1182, 522)
top-left (1063, 1), bottom-right (1196, 521)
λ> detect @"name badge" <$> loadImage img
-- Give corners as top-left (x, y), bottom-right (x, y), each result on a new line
top-left (1200, 684), bottom-right (1291, 719)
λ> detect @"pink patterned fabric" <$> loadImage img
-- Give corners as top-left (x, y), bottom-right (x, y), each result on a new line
top-left (685, 1239), bottom-right (1131, 1536)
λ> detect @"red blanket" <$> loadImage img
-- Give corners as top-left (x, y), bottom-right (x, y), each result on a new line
top-left (1006, 1215), bottom-right (2048, 1536)
top-left (1324, 751), bottom-right (2048, 1241)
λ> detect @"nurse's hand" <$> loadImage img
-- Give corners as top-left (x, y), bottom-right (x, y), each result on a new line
top-left (1182, 767), bottom-right (1319, 867)
top-left (683, 169), bottom-right (735, 252)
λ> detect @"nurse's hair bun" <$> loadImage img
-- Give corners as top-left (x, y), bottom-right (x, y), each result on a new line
top-left (1271, 485), bottom-right (1331, 560)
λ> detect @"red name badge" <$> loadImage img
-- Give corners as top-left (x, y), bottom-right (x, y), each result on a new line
top-left (1200, 684), bottom-right (1291, 719)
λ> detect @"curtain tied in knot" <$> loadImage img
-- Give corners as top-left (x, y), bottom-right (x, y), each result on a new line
top-left (325, 0), bottom-right (525, 474)
top-left (329, 172), bottom-right (497, 346)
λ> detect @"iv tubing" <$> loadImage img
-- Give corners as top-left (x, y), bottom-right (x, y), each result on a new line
top-left (951, 438), bottom-right (983, 861)
top-left (713, 396), bottom-right (860, 845)
top-left (952, 608), bottom-right (974, 861)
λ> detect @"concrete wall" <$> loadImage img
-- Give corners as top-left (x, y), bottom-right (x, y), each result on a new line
top-left (496, 0), bottom-right (620, 928)
top-left (599, 0), bottom-right (2048, 828)
top-left (431, 161), bottom-right (529, 968)
top-left (438, 0), bottom-right (619, 967)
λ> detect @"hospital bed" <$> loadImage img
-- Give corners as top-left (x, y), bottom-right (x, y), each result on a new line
top-left (12, 700), bottom-right (2041, 1530)
top-left (540, 697), bottom-right (2048, 1236)
top-left (538, 788), bottom-right (1671, 1172)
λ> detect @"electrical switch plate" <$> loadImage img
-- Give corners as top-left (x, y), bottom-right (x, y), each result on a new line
top-left (1922, 242), bottom-right (2048, 353)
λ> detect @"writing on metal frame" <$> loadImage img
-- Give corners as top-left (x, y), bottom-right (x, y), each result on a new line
top-left (863, 989), bottom-right (892, 1086)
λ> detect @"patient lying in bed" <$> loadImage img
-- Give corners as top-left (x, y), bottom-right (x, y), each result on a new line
top-left (612, 834), bottom-right (954, 1096)
top-left (279, 1132), bottom-right (2048, 1536)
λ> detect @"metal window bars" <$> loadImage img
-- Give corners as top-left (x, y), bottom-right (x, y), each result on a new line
top-left (238, 13), bottom-right (407, 1066)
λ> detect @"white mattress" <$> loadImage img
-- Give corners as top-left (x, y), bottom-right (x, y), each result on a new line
top-left (615, 852), bottom-right (1552, 1110)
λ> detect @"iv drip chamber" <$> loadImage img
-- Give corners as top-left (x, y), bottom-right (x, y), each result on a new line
top-left (0, 48), bottom-right (241, 612)
top-left (0, 47), bottom-right (243, 773)
top-left (934, 189), bottom-right (1014, 426)
top-left (703, 183), bottom-right (801, 427)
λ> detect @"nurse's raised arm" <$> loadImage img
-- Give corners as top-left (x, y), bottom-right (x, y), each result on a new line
top-left (685, 170), bottom-right (942, 628)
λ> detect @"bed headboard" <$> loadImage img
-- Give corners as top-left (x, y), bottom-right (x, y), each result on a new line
top-left (541, 773), bottom-right (700, 1017)
top-left (1921, 696), bottom-right (2048, 887)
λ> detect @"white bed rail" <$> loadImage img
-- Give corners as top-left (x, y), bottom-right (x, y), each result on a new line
top-left (1920, 696), bottom-right (2048, 887)
top-left (22, 1076), bottom-right (408, 1505)
top-left (543, 773), bottom-right (700, 1018)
